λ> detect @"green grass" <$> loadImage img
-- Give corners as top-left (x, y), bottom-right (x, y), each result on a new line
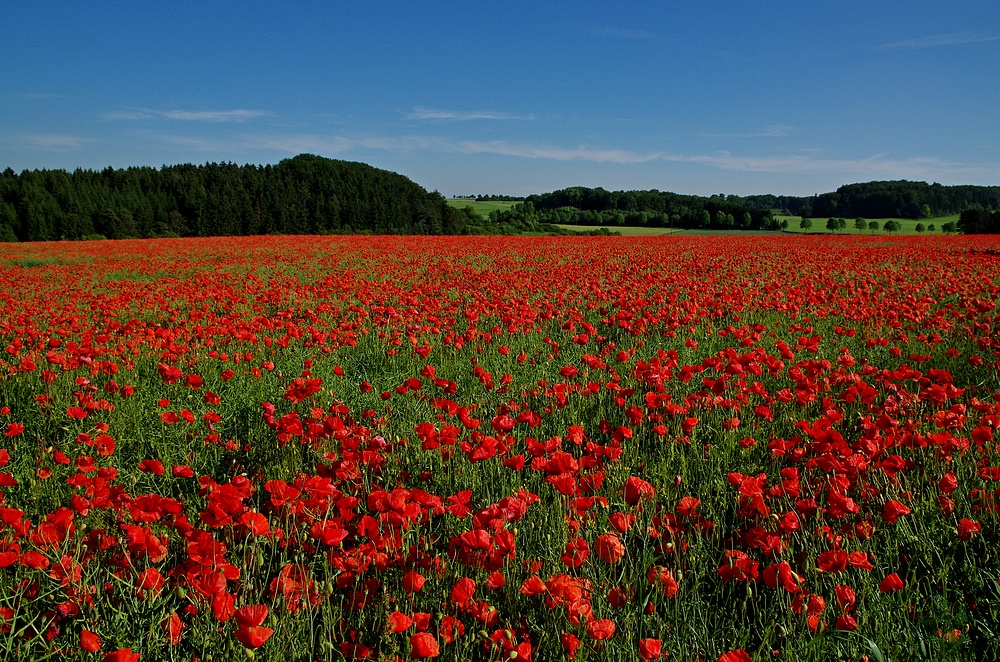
top-left (777, 215), bottom-right (960, 235)
top-left (555, 224), bottom-right (681, 236)
top-left (446, 199), bottom-right (520, 218)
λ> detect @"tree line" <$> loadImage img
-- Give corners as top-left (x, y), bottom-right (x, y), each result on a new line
top-left (0, 154), bottom-right (491, 242)
top-left (742, 180), bottom-right (1000, 220)
top-left (957, 208), bottom-right (1000, 234)
top-left (3, 156), bottom-right (998, 242)
top-left (489, 187), bottom-right (780, 231)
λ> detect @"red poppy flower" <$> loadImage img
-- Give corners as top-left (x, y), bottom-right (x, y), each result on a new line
top-left (234, 604), bottom-right (269, 628)
top-left (239, 512), bottom-right (270, 536)
top-left (81, 629), bottom-right (102, 653)
top-left (20, 551), bottom-right (49, 570)
top-left (102, 650), bottom-right (141, 662)
top-left (836, 614), bottom-right (858, 630)
top-left (519, 576), bottom-right (547, 596)
top-left (486, 571), bottom-right (506, 589)
top-left (163, 613), bottom-right (183, 646)
top-left (66, 406), bottom-right (88, 420)
top-left (882, 500), bottom-right (911, 524)
top-left (638, 638), bottom-right (662, 660)
top-left (957, 518), bottom-right (982, 541)
top-left (402, 571), bottom-right (426, 593)
top-left (450, 577), bottom-right (475, 606)
top-left (609, 511), bottom-right (635, 532)
top-left (879, 573), bottom-right (904, 592)
top-left (762, 561), bottom-right (801, 593)
top-left (410, 632), bottom-right (440, 658)
top-left (138, 459), bottom-right (165, 475)
top-left (718, 650), bottom-right (752, 662)
top-left (848, 551), bottom-right (874, 571)
top-left (834, 585), bottom-right (856, 611)
top-left (561, 537), bottom-right (590, 568)
top-left (387, 611), bottom-right (413, 633)
top-left (586, 618), bottom-right (616, 641)
top-left (561, 632), bottom-right (581, 659)
top-left (647, 566), bottom-right (679, 597)
top-left (136, 567), bottom-right (165, 597)
top-left (234, 625), bottom-right (274, 648)
top-left (440, 615), bottom-right (464, 643)
top-left (594, 532), bottom-right (625, 564)
top-left (622, 476), bottom-right (655, 505)
top-left (676, 496), bottom-right (700, 517)
top-left (817, 549), bottom-right (848, 573)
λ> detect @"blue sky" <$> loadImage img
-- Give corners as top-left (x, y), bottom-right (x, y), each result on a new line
top-left (2, 1), bottom-right (998, 196)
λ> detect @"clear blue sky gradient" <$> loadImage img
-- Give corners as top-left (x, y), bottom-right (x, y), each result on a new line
top-left (2, 1), bottom-right (998, 196)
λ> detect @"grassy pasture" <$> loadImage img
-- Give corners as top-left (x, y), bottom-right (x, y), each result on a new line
top-left (446, 199), bottom-right (519, 218)
top-left (555, 224), bottom-right (681, 236)
top-left (777, 215), bottom-right (960, 235)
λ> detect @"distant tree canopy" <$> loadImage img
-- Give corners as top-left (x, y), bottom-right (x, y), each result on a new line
top-left (486, 187), bottom-right (780, 231)
top-left (741, 181), bottom-right (1000, 221)
top-left (958, 208), bottom-right (1000, 234)
top-left (3, 160), bottom-right (998, 241)
top-left (0, 154), bottom-right (484, 242)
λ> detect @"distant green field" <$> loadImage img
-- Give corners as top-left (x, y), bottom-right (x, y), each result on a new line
top-left (777, 214), bottom-right (959, 235)
top-left (446, 199), bottom-right (519, 218)
top-left (449, 202), bottom-right (963, 236)
top-left (555, 224), bottom-right (681, 236)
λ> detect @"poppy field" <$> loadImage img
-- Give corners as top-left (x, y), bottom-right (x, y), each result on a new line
top-left (0, 234), bottom-right (998, 661)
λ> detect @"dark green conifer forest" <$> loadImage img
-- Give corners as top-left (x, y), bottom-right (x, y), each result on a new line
top-left (0, 154), bottom-right (479, 242)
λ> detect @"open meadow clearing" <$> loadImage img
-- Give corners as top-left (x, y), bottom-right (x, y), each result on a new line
top-left (777, 216), bottom-right (961, 236)
top-left (445, 200), bottom-right (519, 218)
top-left (0, 235), bottom-right (998, 661)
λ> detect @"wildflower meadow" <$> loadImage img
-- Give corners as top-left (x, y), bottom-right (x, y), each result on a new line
top-left (0, 234), bottom-right (997, 661)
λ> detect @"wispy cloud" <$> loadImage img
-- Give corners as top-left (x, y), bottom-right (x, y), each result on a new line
top-left (575, 23), bottom-right (657, 41)
top-left (154, 131), bottom-right (658, 163)
top-left (877, 32), bottom-right (1000, 50)
top-left (146, 130), bottom-right (1000, 182)
top-left (104, 108), bottom-right (266, 122)
top-left (404, 107), bottom-right (534, 121)
top-left (667, 151), bottom-right (1000, 181)
top-left (12, 133), bottom-right (92, 151)
top-left (452, 140), bottom-right (662, 163)
top-left (699, 125), bottom-right (796, 138)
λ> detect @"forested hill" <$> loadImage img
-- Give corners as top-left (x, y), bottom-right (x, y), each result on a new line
top-left (740, 180), bottom-right (1000, 219)
top-left (0, 154), bottom-right (476, 242)
top-left (506, 186), bottom-right (779, 231)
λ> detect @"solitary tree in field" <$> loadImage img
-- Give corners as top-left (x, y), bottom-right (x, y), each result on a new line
top-left (855, 217), bottom-right (866, 233)
top-left (883, 220), bottom-right (901, 233)
top-left (915, 223), bottom-right (926, 233)
top-left (837, 218), bottom-right (847, 232)
top-left (826, 217), bottom-right (839, 232)
top-left (868, 220), bottom-right (879, 234)
top-left (800, 218), bottom-right (813, 231)
top-left (928, 224), bottom-right (936, 232)
top-left (942, 221), bottom-right (956, 234)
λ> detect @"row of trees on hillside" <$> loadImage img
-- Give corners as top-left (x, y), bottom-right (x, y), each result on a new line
top-left (0, 154), bottom-right (487, 242)
top-left (4, 157), bottom-right (998, 241)
top-left (492, 187), bottom-right (779, 231)
top-left (802, 217), bottom-right (956, 233)
top-left (742, 181), bottom-right (1000, 220)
